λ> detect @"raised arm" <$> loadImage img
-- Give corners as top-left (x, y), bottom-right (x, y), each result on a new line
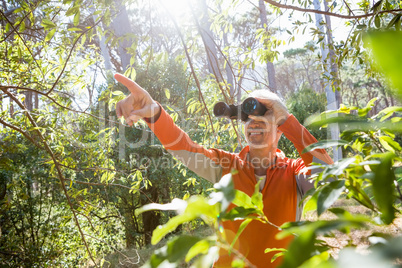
top-left (114, 74), bottom-right (228, 183)
top-left (249, 95), bottom-right (333, 170)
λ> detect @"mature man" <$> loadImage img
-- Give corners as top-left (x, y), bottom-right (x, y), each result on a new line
top-left (114, 73), bottom-right (333, 267)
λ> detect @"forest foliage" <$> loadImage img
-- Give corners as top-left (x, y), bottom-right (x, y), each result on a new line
top-left (0, 0), bottom-right (402, 267)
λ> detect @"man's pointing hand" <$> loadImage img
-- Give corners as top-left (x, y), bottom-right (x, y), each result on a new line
top-left (114, 73), bottom-right (161, 126)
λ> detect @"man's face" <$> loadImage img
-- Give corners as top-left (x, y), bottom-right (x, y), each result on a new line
top-left (244, 117), bottom-right (280, 149)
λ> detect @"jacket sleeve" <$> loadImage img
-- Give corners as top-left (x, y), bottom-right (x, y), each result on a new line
top-left (278, 114), bottom-right (333, 172)
top-left (279, 114), bottom-right (334, 220)
top-left (146, 107), bottom-right (230, 183)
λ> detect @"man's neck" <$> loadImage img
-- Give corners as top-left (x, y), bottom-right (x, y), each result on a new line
top-left (248, 147), bottom-right (277, 176)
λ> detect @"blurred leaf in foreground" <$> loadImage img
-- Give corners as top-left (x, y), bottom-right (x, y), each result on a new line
top-left (364, 31), bottom-right (402, 100)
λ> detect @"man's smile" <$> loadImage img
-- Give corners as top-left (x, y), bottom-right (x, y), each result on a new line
top-left (247, 129), bottom-right (265, 137)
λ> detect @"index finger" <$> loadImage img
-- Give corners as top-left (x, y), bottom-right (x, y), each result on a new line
top-left (114, 73), bottom-right (143, 95)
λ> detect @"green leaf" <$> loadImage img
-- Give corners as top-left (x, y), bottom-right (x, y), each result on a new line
top-left (374, 15), bottom-right (381, 28)
top-left (164, 88), bottom-right (170, 99)
top-left (371, 0), bottom-right (383, 12)
top-left (130, 67), bottom-right (136, 80)
top-left (378, 106), bottom-right (402, 121)
top-left (165, 235), bottom-right (201, 263)
top-left (112, 90), bottom-right (125, 96)
top-left (251, 178), bottom-right (264, 210)
top-left (265, 248), bottom-right (287, 254)
top-left (299, 251), bottom-right (334, 268)
top-left (73, 10), bottom-right (80, 26)
top-left (67, 27), bottom-right (82, 32)
top-left (19, 20), bottom-right (25, 32)
top-left (45, 29), bottom-right (56, 42)
top-left (303, 189), bottom-right (319, 216)
top-left (41, 19), bottom-right (56, 30)
top-left (152, 214), bottom-right (196, 245)
top-left (279, 229), bottom-right (316, 267)
top-left (371, 152), bottom-right (396, 224)
top-left (358, 97), bottom-right (377, 117)
top-left (322, 157), bottom-right (356, 179)
top-left (230, 218), bottom-right (252, 251)
top-left (185, 239), bottom-right (211, 262)
top-left (66, 5), bottom-right (80, 16)
top-left (271, 252), bottom-right (286, 264)
top-left (231, 258), bottom-right (246, 268)
top-left (130, 56), bottom-right (135, 66)
top-left (386, 14), bottom-right (401, 29)
top-left (232, 190), bottom-right (254, 209)
top-left (221, 207), bottom-right (259, 221)
top-left (139, 196), bottom-right (217, 245)
top-left (302, 140), bottom-right (348, 154)
top-left (148, 235), bottom-right (201, 267)
top-left (378, 136), bottom-right (402, 152)
top-left (317, 180), bottom-right (345, 216)
top-left (364, 31), bottom-right (402, 100)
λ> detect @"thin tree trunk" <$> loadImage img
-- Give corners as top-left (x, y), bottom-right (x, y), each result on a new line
top-left (140, 186), bottom-right (160, 246)
top-left (92, 6), bottom-right (112, 73)
top-left (34, 92), bottom-right (38, 109)
top-left (223, 31), bottom-right (235, 101)
top-left (112, 3), bottom-right (132, 71)
top-left (313, 0), bottom-right (342, 161)
top-left (258, 0), bottom-right (277, 94)
top-left (25, 91), bottom-right (33, 111)
top-left (197, 0), bottom-right (224, 84)
top-left (323, 0), bottom-right (342, 109)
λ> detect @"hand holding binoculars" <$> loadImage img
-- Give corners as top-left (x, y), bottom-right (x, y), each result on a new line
top-left (213, 97), bottom-right (267, 121)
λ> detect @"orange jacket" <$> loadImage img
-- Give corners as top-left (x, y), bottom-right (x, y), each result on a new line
top-left (147, 107), bottom-right (332, 267)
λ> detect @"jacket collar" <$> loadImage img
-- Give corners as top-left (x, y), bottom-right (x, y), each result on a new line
top-left (239, 145), bottom-right (288, 169)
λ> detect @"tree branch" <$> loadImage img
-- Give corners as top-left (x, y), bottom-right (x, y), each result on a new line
top-left (0, 88), bottom-right (98, 267)
top-left (64, 178), bottom-right (131, 190)
top-left (159, 0), bottom-right (216, 136)
top-left (0, 6), bottom-right (35, 43)
top-left (0, 117), bottom-right (42, 149)
top-left (45, 17), bottom-right (103, 95)
top-left (0, 85), bottom-right (148, 131)
top-left (63, 179), bottom-right (155, 203)
top-left (264, 0), bottom-right (402, 19)
top-left (0, 7), bottom-right (45, 79)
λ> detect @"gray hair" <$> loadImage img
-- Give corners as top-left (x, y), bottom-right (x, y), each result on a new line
top-left (248, 89), bottom-right (287, 109)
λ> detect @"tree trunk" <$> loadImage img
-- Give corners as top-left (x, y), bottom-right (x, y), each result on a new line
top-left (25, 90), bottom-right (33, 111)
top-left (140, 186), bottom-right (161, 246)
top-left (313, 0), bottom-right (342, 161)
top-left (323, 0), bottom-right (342, 108)
top-left (223, 31), bottom-right (236, 101)
top-left (112, 3), bottom-right (132, 70)
top-left (124, 210), bottom-right (137, 248)
top-left (34, 92), bottom-right (38, 109)
top-left (109, 1), bottom-right (133, 162)
top-left (197, 0), bottom-right (223, 83)
top-left (92, 6), bottom-right (112, 73)
top-left (258, 0), bottom-right (277, 94)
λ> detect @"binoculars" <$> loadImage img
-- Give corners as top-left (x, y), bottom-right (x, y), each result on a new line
top-left (213, 97), bottom-right (267, 121)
